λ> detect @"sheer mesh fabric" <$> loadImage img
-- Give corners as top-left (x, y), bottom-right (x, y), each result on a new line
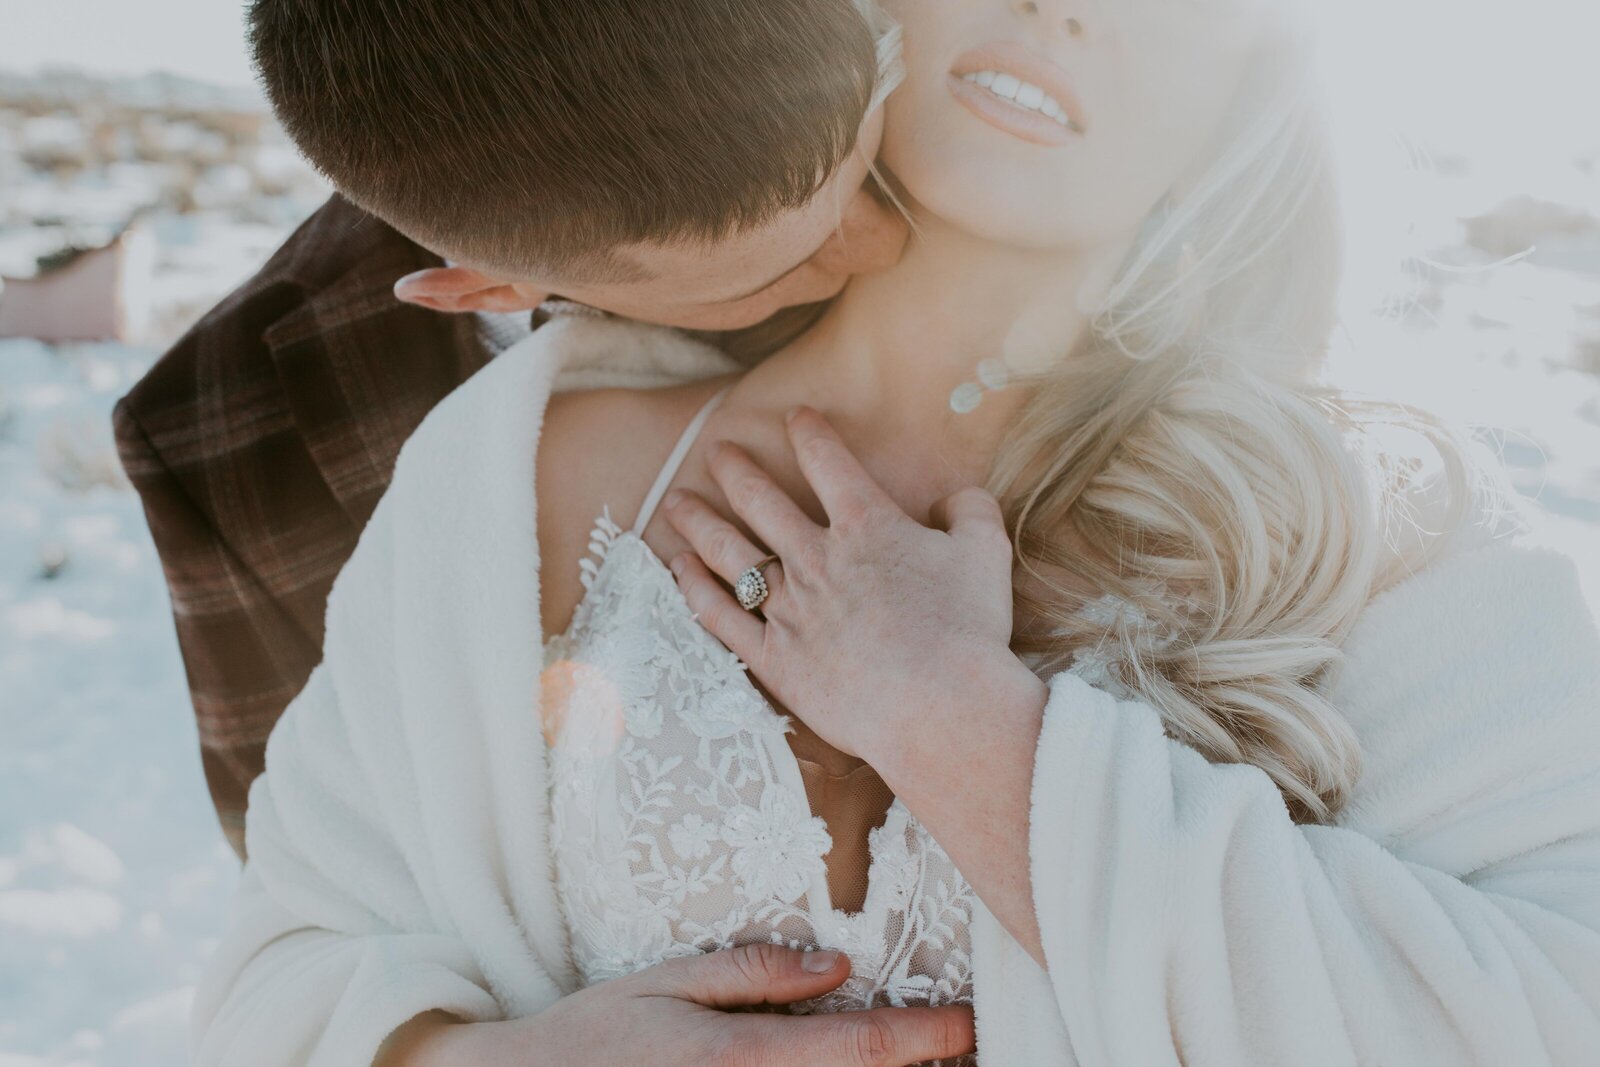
top-left (544, 517), bottom-right (976, 1067)
top-left (794, 755), bottom-right (895, 915)
top-left (542, 394), bottom-right (975, 1066)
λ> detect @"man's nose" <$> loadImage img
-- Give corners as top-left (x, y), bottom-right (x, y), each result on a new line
top-left (814, 185), bottom-right (909, 277)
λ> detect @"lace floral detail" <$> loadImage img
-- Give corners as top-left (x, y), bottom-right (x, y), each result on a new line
top-left (667, 812), bottom-right (719, 860)
top-left (721, 787), bottom-right (833, 904)
top-left (545, 515), bottom-right (975, 1062)
top-left (683, 684), bottom-right (788, 740)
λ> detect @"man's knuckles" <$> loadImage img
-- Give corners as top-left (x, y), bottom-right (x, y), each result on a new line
top-left (656, 943), bottom-right (840, 1005)
top-left (841, 1012), bottom-right (901, 1067)
top-left (723, 942), bottom-right (792, 994)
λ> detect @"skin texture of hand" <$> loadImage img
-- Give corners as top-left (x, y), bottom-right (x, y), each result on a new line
top-left (660, 406), bottom-right (1021, 762)
top-left (664, 407), bottom-right (1051, 962)
top-left (374, 943), bottom-right (975, 1066)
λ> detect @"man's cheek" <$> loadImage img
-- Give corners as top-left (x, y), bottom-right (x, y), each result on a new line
top-left (834, 204), bottom-right (909, 275)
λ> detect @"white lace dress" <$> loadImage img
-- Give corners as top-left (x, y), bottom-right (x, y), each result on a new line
top-left (541, 390), bottom-right (976, 1061)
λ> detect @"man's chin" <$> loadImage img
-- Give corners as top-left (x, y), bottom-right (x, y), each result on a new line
top-left (691, 301), bottom-right (836, 368)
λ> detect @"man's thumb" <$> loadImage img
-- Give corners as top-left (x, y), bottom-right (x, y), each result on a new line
top-left (633, 944), bottom-right (851, 1009)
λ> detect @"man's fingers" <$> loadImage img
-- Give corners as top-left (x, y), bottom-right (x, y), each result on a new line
top-left (784, 407), bottom-right (895, 526)
top-left (626, 945), bottom-right (975, 1066)
top-left (631, 943), bottom-right (850, 1009)
top-left (735, 1003), bottom-right (977, 1067)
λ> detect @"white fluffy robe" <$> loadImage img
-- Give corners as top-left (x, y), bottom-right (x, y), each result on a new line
top-left (193, 318), bottom-right (1600, 1066)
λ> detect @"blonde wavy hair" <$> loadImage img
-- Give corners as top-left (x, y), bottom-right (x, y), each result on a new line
top-left (981, 17), bottom-right (1481, 823)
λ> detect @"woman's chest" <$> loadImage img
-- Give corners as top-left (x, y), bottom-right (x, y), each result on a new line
top-left (541, 528), bottom-right (977, 1027)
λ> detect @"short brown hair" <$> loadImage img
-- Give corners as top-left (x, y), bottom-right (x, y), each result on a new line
top-left (250, 0), bottom-right (879, 278)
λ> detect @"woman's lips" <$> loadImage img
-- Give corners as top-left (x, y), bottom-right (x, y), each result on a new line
top-left (949, 42), bottom-right (1087, 148)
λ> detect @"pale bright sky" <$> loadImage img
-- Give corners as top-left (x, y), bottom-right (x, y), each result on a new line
top-left (0, 0), bottom-right (255, 87)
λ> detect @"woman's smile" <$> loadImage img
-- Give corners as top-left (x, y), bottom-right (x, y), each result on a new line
top-left (948, 41), bottom-right (1087, 147)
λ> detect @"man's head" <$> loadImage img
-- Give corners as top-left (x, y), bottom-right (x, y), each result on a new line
top-left (251, 0), bottom-right (906, 329)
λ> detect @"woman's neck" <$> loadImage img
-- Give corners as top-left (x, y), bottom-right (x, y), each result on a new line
top-left (753, 213), bottom-right (1113, 486)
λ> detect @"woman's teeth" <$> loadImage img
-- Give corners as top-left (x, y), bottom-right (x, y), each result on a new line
top-left (961, 70), bottom-right (1073, 129)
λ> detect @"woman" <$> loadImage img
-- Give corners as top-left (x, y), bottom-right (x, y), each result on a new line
top-left (194, 0), bottom-right (1600, 1064)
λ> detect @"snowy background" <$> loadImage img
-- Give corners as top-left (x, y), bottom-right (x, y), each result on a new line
top-left (1, 0), bottom-right (1598, 1064)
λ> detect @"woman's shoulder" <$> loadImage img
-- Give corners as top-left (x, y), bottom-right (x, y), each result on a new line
top-left (379, 310), bottom-right (739, 536)
top-left (532, 309), bottom-right (742, 557)
top-left (330, 312), bottom-right (739, 637)
top-left (537, 378), bottom-right (734, 637)
top-left (539, 380), bottom-right (729, 523)
top-left (397, 309), bottom-right (740, 466)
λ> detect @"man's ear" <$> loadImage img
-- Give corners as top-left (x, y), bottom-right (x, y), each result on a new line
top-left (393, 267), bottom-right (550, 313)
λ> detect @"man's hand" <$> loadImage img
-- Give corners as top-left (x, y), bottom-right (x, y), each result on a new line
top-left (382, 943), bottom-right (975, 1066)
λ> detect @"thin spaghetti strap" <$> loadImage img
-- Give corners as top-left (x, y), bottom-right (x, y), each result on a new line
top-left (631, 385), bottom-right (733, 537)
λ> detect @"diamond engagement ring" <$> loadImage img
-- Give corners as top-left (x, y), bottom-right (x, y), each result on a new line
top-left (735, 556), bottom-right (781, 612)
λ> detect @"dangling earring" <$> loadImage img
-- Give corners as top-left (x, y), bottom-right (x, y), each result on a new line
top-left (949, 357), bottom-right (1013, 414)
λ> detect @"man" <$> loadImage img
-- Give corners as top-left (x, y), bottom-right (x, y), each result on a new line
top-left (132, 6), bottom-right (966, 1060)
top-left (116, 0), bottom-right (905, 859)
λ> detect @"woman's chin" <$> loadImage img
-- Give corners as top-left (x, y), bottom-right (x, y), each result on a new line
top-left (911, 187), bottom-right (1084, 252)
top-left (884, 149), bottom-right (1087, 252)
top-left (892, 155), bottom-right (1157, 257)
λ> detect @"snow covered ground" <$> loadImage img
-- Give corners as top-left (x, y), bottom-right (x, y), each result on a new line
top-left (1, 340), bottom-right (239, 1066)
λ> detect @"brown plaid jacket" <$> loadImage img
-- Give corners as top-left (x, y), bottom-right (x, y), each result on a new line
top-left (114, 195), bottom-right (496, 858)
top-left (115, 196), bottom-right (816, 859)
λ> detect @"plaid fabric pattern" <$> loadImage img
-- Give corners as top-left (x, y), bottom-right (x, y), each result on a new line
top-left (114, 196), bottom-right (497, 858)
